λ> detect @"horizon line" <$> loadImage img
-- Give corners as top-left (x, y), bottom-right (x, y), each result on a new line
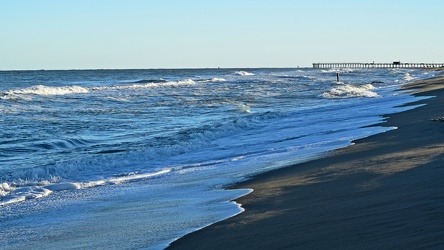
top-left (0, 66), bottom-right (309, 71)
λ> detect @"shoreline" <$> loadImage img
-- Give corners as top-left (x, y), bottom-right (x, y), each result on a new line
top-left (168, 75), bottom-right (444, 249)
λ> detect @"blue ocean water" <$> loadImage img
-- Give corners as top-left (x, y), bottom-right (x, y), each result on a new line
top-left (0, 68), bottom-right (434, 249)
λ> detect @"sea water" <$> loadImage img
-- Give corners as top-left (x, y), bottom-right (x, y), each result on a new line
top-left (0, 68), bottom-right (434, 249)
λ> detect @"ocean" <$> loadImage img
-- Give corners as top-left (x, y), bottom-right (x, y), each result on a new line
top-left (0, 68), bottom-right (434, 249)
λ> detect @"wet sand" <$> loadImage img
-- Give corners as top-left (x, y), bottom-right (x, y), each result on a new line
top-left (169, 75), bottom-right (444, 249)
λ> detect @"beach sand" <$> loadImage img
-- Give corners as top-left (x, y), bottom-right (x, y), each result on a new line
top-left (168, 75), bottom-right (444, 249)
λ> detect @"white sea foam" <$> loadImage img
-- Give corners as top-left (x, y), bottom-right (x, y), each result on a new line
top-left (235, 71), bottom-right (255, 76)
top-left (82, 169), bottom-right (172, 187)
top-left (321, 84), bottom-right (379, 98)
top-left (176, 79), bottom-right (196, 85)
top-left (321, 69), bottom-right (338, 73)
top-left (91, 79), bottom-right (196, 91)
top-left (321, 68), bottom-right (358, 74)
top-left (3, 79), bottom-right (197, 100)
top-left (332, 81), bottom-right (345, 85)
top-left (202, 77), bottom-right (226, 82)
top-left (302, 75), bottom-right (318, 80)
top-left (0, 182), bottom-right (12, 197)
top-left (236, 103), bottom-right (251, 113)
top-left (362, 84), bottom-right (376, 90)
top-left (6, 85), bottom-right (89, 96)
top-left (0, 186), bottom-right (53, 206)
top-left (0, 169), bottom-right (173, 206)
top-left (403, 72), bottom-right (415, 81)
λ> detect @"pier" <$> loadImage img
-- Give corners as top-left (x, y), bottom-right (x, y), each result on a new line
top-left (313, 62), bottom-right (444, 69)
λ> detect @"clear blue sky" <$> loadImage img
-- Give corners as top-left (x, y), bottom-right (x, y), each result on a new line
top-left (1, 0), bottom-right (443, 70)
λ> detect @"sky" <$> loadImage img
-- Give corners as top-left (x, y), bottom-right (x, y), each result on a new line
top-left (1, 0), bottom-right (444, 70)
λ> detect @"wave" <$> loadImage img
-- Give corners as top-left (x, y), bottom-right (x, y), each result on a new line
top-left (234, 103), bottom-right (251, 113)
top-left (0, 169), bottom-right (172, 206)
top-left (0, 110), bottom-right (280, 206)
top-left (321, 84), bottom-right (379, 98)
top-left (199, 78), bottom-right (227, 83)
top-left (93, 79), bottom-right (197, 91)
top-left (235, 71), bottom-right (255, 76)
top-left (321, 69), bottom-right (338, 73)
top-left (5, 85), bottom-right (89, 96)
top-left (277, 75), bottom-right (318, 81)
top-left (32, 138), bottom-right (93, 150)
top-left (3, 111), bottom-right (275, 186)
top-left (321, 68), bottom-right (358, 74)
top-left (403, 73), bottom-right (415, 81)
top-left (2, 79), bottom-right (197, 99)
top-left (131, 79), bottom-right (168, 84)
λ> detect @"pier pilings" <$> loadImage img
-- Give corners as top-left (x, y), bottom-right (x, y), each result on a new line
top-left (313, 63), bottom-right (444, 69)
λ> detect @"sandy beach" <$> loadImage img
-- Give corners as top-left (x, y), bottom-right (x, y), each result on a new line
top-left (169, 75), bottom-right (444, 249)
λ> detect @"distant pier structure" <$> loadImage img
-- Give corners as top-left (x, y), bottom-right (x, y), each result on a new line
top-left (313, 62), bottom-right (444, 69)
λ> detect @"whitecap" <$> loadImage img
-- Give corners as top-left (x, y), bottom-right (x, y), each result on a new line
top-left (6, 85), bottom-right (89, 96)
top-left (235, 71), bottom-right (255, 76)
top-left (321, 84), bottom-right (379, 98)
top-left (403, 73), bottom-right (415, 81)
top-left (0, 182), bottom-right (13, 197)
top-left (362, 84), bottom-right (376, 90)
top-left (202, 78), bottom-right (226, 83)
top-left (236, 104), bottom-right (251, 113)
top-left (321, 69), bottom-right (338, 73)
top-left (90, 79), bottom-right (197, 92)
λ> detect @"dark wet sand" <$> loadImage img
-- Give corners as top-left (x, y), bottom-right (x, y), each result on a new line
top-left (169, 75), bottom-right (444, 249)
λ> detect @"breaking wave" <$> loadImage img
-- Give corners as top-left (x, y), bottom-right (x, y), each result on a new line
top-left (131, 79), bottom-right (168, 84)
top-left (321, 84), bottom-right (379, 98)
top-left (0, 169), bottom-right (172, 206)
top-left (403, 73), bottom-right (415, 81)
top-left (92, 79), bottom-right (196, 91)
top-left (2, 79), bottom-right (197, 99)
top-left (0, 110), bottom-right (277, 206)
top-left (5, 85), bottom-right (89, 96)
top-left (235, 71), bottom-right (255, 76)
top-left (199, 78), bottom-right (227, 83)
